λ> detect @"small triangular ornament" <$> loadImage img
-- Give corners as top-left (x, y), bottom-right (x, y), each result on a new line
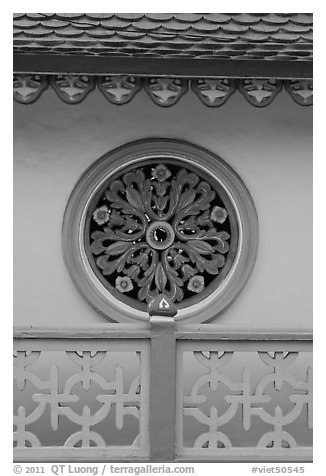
top-left (148, 294), bottom-right (177, 317)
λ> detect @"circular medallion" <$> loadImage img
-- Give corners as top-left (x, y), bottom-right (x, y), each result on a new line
top-left (62, 139), bottom-right (258, 323)
top-left (84, 159), bottom-right (237, 311)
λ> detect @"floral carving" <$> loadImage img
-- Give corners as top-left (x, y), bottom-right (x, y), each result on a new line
top-left (211, 206), bottom-right (228, 223)
top-left (93, 205), bottom-right (110, 225)
top-left (116, 276), bottom-right (134, 293)
top-left (50, 75), bottom-right (95, 104)
top-left (192, 79), bottom-right (236, 107)
top-left (145, 78), bottom-right (188, 107)
top-left (86, 162), bottom-right (235, 308)
top-left (13, 74), bottom-right (48, 104)
top-left (152, 164), bottom-right (172, 182)
top-left (97, 76), bottom-right (142, 104)
top-left (238, 79), bottom-right (282, 107)
top-left (187, 275), bottom-right (205, 293)
top-left (284, 80), bottom-right (313, 106)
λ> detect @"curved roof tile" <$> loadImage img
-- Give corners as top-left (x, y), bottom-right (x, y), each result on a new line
top-left (13, 13), bottom-right (313, 61)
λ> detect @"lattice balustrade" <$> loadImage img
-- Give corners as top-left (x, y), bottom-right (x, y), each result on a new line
top-left (13, 339), bottom-right (150, 461)
top-left (176, 340), bottom-right (312, 461)
top-left (13, 334), bottom-right (312, 462)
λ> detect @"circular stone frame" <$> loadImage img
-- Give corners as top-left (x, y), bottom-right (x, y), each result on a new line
top-left (62, 138), bottom-right (259, 324)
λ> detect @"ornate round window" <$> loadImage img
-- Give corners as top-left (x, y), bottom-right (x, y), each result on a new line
top-left (63, 139), bottom-right (258, 323)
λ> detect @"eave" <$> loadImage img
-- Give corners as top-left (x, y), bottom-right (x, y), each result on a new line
top-left (13, 54), bottom-right (313, 80)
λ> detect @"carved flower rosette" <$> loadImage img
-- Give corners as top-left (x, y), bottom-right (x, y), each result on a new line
top-left (85, 161), bottom-right (238, 311)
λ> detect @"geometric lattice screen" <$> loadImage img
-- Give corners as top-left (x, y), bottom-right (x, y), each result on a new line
top-left (14, 339), bottom-right (312, 460)
top-left (14, 341), bottom-right (149, 457)
top-left (176, 343), bottom-right (312, 459)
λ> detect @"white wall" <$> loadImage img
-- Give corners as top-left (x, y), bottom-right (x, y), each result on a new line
top-left (13, 87), bottom-right (312, 329)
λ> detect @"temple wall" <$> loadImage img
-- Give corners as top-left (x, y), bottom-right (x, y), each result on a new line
top-left (13, 87), bottom-right (312, 329)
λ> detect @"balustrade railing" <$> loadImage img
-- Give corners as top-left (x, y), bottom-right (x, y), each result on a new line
top-left (13, 326), bottom-right (312, 462)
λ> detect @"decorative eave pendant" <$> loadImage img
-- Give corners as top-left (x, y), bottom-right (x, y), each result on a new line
top-left (13, 74), bottom-right (313, 107)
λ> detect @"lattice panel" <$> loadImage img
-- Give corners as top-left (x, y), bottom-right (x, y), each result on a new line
top-left (176, 343), bottom-right (312, 458)
top-left (13, 341), bottom-right (149, 456)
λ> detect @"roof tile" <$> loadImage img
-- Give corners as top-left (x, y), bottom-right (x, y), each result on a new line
top-left (201, 30), bottom-right (239, 41)
top-left (40, 19), bottom-right (70, 28)
top-left (162, 20), bottom-right (195, 31)
top-left (231, 13), bottom-right (261, 24)
top-left (66, 39), bottom-right (102, 47)
top-left (78, 28), bottom-right (115, 39)
top-left (15, 38), bottom-right (57, 46)
top-left (22, 27), bottom-right (54, 38)
top-left (113, 31), bottom-right (146, 40)
top-left (131, 19), bottom-right (162, 31)
top-left (145, 14), bottom-right (174, 21)
top-left (250, 23), bottom-right (281, 34)
top-left (162, 37), bottom-right (194, 46)
top-left (98, 36), bottom-right (129, 46)
top-left (115, 13), bottom-right (145, 20)
top-left (270, 32), bottom-right (301, 42)
top-left (202, 13), bottom-right (232, 23)
top-left (241, 31), bottom-right (270, 42)
top-left (72, 16), bottom-right (100, 24)
top-left (220, 23), bottom-right (250, 33)
top-left (13, 13), bottom-right (313, 61)
top-left (189, 21), bottom-right (220, 32)
top-left (55, 13), bottom-right (84, 19)
top-left (301, 32), bottom-right (313, 41)
top-left (53, 43), bottom-right (89, 51)
top-left (86, 13), bottom-right (115, 19)
top-left (262, 13), bottom-right (295, 24)
top-left (149, 33), bottom-right (178, 41)
top-left (280, 22), bottom-right (311, 32)
top-left (133, 37), bottom-right (162, 47)
top-left (174, 13), bottom-right (203, 22)
top-left (14, 19), bottom-right (40, 28)
top-left (99, 18), bottom-right (132, 30)
top-left (290, 14), bottom-right (313, 25)
top-left (26, 13), bottom-right (55, 20)
top-left (53, 26), bottom-right (87, 37)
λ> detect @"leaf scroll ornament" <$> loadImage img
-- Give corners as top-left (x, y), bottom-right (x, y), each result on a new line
top-left (86, 162), bottom-right (236, 309)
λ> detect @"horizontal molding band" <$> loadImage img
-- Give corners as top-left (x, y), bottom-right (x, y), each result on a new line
top-left (13, 74), bottom-right (313, 107)
top-left (13, 54), bottom-right (313, 79)
top-left (13, 325), bottom-right (313, 341)
top-left (14, 447), bottom-right (149, 462)
top-left (14, 447), bottom-right (312, 463)
top-left (176, 325), bottom-right (313, 341)
top-left (176, 447), bottom-right (313, 462)
top-left (13, 324), bottom-right (150, 339)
